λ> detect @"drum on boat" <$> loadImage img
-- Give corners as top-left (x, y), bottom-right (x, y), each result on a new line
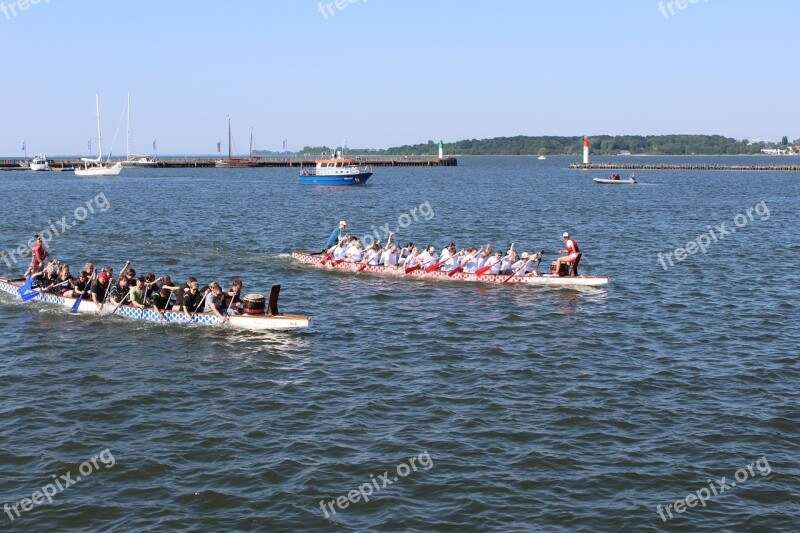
top-left (242, 293), bottom-right (266, 315)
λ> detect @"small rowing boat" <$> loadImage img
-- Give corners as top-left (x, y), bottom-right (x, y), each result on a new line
top-left (291, 252), bottom-right (609, 287)
top-left (594, 172), bottom-right (636, 185)
top-left (0, 277), bottom-right (311, 330)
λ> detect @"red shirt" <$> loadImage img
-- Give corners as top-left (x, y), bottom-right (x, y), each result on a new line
top-left (32, 242), bottom-right (47, 265)
top-left (565, 238), bottom-right (579, 254)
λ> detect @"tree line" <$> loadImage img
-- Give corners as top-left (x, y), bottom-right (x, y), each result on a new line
top-left (255, 135), bottom-right (800, 157)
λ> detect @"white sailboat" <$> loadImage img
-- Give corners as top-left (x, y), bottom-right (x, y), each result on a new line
top-left (120, 93), bottom-right (158, 168)
top-left (75, 92), bottom-right (123, 177)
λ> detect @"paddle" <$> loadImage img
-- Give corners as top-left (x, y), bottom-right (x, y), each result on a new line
top-left (424, 253), bottom-right (447, 273)
top-left (405, 264), bottom-right (421, 274)
top-left (321, 250), bottom-right (333, 265)
top-left (16, 276), bottom-right (32, 297)
top-left (475, 258), bottom-right (500, 277)
top-left (109, 292), bottom-right (130, 316)
top-left (357, 263), bottom-right (368, 272)
top-left (448, 247), bottom-right (485, 277)
top-left (189, 290), bottom-right (209, 322)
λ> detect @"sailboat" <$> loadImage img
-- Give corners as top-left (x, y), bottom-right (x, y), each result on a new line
top-left (120, 93), bottom-right (158, 168)
top-left (214, 118), bottom-right (259, 168)
top-left (75, 92), bottom-right (123, 177)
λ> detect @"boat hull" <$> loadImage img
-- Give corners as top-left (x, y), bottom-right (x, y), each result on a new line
top-left (593, 178), bottom-right (635, 184)
top-left (291, 252), bottom-right (609, 287)
top-left (75, 163), bottom-right (123, 177)
top-left (298, 172), bottom-right (372, 185)
top-left (0, 278), bottom-right (310, 330)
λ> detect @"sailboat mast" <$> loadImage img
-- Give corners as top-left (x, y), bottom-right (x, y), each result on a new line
top-left (126, 93), bottom-right (131, 160)
top-left (228, 116), bottom-right (232, 161)
top-left (95, 92), bottom-right (103, 161)
top-left (250, 126), bottom-right (253, 158)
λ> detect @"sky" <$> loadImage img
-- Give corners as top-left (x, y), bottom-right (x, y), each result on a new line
top-left (1, 0), bottom-right (798, 156)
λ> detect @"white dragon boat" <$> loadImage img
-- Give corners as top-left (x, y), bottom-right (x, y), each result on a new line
top-left (292, 252), bottom-right (609, 287)
top-left (0, 277), bottom-right (310, 331)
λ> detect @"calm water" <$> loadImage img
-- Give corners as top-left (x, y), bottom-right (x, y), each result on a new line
top-left (1, 156), bottom-right (798, 532)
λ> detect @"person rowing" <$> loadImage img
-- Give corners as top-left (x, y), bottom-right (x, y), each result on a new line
top-left (108, 275), bottom-right (130, 307)
top-left (361, 242), bottom-right (381, 266)
top-left (179, 280), bottom-right (202, 319)
top-left (71, 270), bottom-right (90, 298)
top-left (346, 238), bottom-right (364, 262)
top-left (499, 244), bottom-right (517, 275)
top-left (462, 246), bottom-right (488, 274)
top-left (90, 271), bottom-right (111, 307)
top-left (403, 247), bottom-right (421, 270)
top-left (327, 236), bottom-right (349, 262)
top-left (511, 252), bottom-right (541, 277)
top-left (223, 279), bottom-right (243, 314)
top-left (155, 275), bottom-right (179, 311)
top-left (204, 282), bottom-right (230, 322)
top-left (554, 232), bottom-right (581, 276)
top-left (380, 240), bottom-right (400, 267)
top-left (398, 242), bottom-right (414, 265)
top-left (417, 245), bottom-right (438, 268)
top-left (130, 276), bottom-right (165, 320)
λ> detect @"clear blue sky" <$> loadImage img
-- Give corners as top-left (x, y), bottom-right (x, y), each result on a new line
top-left (2, 0), bottom-right (797, 155)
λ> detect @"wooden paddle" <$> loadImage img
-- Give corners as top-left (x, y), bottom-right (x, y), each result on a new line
top-left (405, 264), bottom-right (421, 274)
top-left (424, 249), bottom-right (451, 273)
top-left (475, 258), bottom-right (500, 277)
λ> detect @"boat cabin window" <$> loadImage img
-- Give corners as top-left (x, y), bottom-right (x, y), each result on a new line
top-left (336, 162), bottom-right (343, 167)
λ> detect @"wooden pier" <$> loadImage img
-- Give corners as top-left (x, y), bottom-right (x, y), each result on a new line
top-left (570, 162), bottom-right (800, 171)
top-left (1, 155), bottom-right (457, 170)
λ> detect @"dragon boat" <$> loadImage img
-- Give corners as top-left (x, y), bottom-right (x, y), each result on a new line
top-left (291, 252), bottom-right (609, 287)
top-left (0, 277), bottom-right (311, 331)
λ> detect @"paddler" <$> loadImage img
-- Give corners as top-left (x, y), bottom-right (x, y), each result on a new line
top-left (554, 232), bottom-right (581, 276)
top-left (204, 281), bottom-right (229, 321)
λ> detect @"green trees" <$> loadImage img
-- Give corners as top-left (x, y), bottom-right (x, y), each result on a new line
top-left (374, 135), bottom-right (770, 156)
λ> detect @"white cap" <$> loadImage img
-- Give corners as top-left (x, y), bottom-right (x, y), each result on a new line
top-left (521, 252), bottom-right (529, 259)
top-left (562, 232), bottom-right (569, 238)
top-left (339, 220), bottom-right (347, 226)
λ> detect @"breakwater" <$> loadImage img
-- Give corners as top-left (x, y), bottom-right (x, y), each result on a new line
top-left (570, 162), bottom-right (800, 171)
